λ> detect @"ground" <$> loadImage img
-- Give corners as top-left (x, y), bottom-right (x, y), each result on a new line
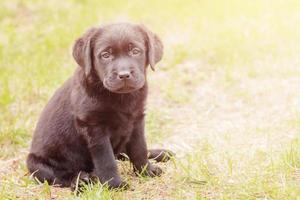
top-left (0, 0), bottom-right (300, 199)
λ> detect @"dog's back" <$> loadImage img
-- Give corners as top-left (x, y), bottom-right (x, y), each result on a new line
top-left (27, 77), bottom-right (93, 186)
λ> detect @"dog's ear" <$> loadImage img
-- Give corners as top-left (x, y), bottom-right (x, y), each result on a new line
top-left (73, 28), bottom-right (98, 76)
top-left (138, 25), bottom-right (163, 71)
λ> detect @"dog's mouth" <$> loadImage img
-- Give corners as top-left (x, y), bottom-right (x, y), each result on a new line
top-left (115, 85), bottom-right (137, 93)
top-left (103, 80), bottom-right (142, 94)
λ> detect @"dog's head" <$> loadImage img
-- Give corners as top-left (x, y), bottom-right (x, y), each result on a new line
top-left (73, 23), bottom-right (163, 94)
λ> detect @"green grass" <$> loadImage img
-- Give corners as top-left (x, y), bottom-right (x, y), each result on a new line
top-left (1, 0), bottom-right (300, 199)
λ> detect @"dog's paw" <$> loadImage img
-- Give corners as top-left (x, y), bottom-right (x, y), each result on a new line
top-left (71, 171), bottom-right (96, 193)
top-left (137, 163), bottom-right (163, 177)
top-left (147, 164), bottom-right (163, 177)
top-left (148, 149), bottom-right (175, 162)
top-left (107, 179), bottom-right (129, 190)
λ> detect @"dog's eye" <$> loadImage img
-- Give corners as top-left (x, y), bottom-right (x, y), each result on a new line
top-left (132, 48), bottom-right (140, 55)
top-left (101, 52), bottom-right (111, 59)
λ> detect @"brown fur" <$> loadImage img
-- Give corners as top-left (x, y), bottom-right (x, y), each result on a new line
top-left (26, 23), bottom-right (173, 189)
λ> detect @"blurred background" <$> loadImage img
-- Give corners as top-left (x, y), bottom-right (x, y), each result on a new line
top-left (0, 0), bottom-right (300, 199)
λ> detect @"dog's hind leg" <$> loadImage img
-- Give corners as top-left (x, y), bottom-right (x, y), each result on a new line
top-left (147, 149), bottom-right (175, 162)
top-left (26, 153), bottom-right (73, 187)
top-left (117, 149), bottom-right (175, 162)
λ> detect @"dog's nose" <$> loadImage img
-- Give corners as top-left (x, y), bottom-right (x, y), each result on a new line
top-left (118, 71), bottom-right (131, 80)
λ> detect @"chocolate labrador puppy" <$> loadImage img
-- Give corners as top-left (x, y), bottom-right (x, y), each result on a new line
top-left (26, 23), bottom-right (173, 189)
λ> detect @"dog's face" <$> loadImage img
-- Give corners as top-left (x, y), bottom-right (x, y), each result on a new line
top-left (73, 23), bottom-right (163, 93)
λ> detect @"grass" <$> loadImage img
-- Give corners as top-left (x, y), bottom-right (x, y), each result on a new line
top-left (0, 0), bottom-right (300, 199)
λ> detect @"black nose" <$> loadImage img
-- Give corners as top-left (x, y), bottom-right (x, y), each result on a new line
top-left (118, 71), bottom-right (131, 80)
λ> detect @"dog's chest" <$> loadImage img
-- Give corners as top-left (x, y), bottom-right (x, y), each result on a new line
top-left (104, 111), bottom-right (135, 154)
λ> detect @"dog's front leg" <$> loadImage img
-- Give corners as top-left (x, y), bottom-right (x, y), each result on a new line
top-left (83, 126), bottom-right (127, 189)
top-left (126, 118), bottom-right (162, 177)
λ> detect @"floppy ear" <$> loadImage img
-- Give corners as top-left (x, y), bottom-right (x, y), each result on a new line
top-left (72, 28), bottom-right (97, 76)
top-left (138, 25), bottom-right (163, 71)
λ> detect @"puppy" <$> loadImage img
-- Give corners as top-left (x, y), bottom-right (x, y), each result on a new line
top-left (26, 23), bottom-right (173, 189)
